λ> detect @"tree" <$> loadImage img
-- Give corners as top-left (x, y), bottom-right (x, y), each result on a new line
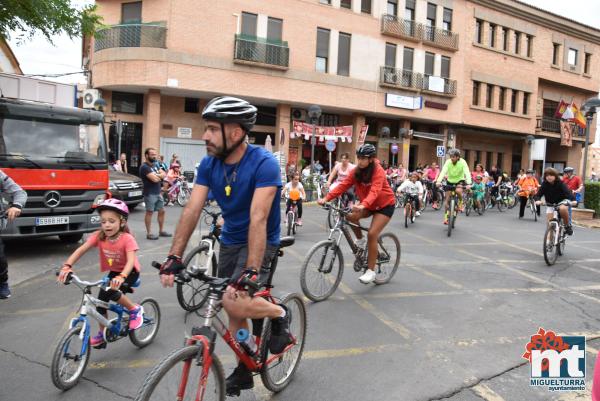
top-left (0, 0), bottom-right (102, 43)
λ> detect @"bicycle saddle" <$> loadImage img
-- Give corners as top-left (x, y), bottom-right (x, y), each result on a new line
top-left (279, 236), bottom-right (295, 249)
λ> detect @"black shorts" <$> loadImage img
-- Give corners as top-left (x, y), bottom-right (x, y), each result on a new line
top-left (217, 243), bottom-right (278, 283)
top-left (373, 204), bottom-right (395, 218)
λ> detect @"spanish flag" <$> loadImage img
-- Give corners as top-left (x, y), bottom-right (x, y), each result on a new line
top-left (554, 99), bottom-right (568, 118)
top-left (570, 103), bottom-right (587, 129)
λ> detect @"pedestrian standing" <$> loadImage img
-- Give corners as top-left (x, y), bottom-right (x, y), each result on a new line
top-left (139, 148), bottom-right (171, 240)
top-left (109, 152), bottom-right (122, 172)
top-left (119, 153), bottom-right (128, 174)
top-left (0, 169), bottom-right (27, 298)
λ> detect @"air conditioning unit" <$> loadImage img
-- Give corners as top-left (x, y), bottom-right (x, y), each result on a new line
top-left (291, 108), bottom-right (307, 122)
top-left (82, 89), bottom-right (101, 109)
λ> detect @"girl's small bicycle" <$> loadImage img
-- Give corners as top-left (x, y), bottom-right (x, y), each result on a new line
top-left (51, 272), bottom-right (161, 390)
top-left (163, 178), bottom-right (192, 206)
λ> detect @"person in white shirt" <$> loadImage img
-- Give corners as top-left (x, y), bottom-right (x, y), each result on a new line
top-left (283, 172), bottom-right (306, 225)
top-left (397, 172), bottom-right (424, 216)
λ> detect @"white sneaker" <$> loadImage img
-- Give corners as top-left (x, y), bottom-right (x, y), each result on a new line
top-left (416, 211), bottom-right (421, 217)
top-left (359, 269), bottom-right (376, 284)
top-left (355, 238), bottom-right (367, 249)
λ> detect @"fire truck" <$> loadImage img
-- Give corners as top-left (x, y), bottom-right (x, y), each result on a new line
top-left (0, 97), bottom-right (108, 242)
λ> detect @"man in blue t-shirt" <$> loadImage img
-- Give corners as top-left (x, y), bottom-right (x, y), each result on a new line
top-left (139, 147), bottom-right (171, 240)
top-left (158, 96), bottom-right (290, 396)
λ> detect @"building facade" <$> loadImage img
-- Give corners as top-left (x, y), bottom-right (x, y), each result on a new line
top-left (87, 0), bottom-right (599, 176)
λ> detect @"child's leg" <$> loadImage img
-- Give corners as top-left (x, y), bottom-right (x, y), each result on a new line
top-left (117, 294), bottom-right (135, 310)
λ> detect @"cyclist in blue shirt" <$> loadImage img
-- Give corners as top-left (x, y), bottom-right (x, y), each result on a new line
top-left (158, 96), bottom-right (291, 396)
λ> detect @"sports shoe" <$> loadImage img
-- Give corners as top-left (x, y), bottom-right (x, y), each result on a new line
top-left (269, 304), bottom-right (293, 355)
top-left (128, 305), bottom-right (144, 330)
top-left (359, 269), bottom-right (377, 284)
top-left (297, 218), bottom-right (303, 226)
top-left (90, 331), bottom-right (106, 348)
top-left (565, 225), bottom-right (574, 236)
top-left (355, 237), bottom-right (367, 250)
top-left (0, 282), bottom-right (10, 299)
top-left (225, 363), bottom-right (254, 396)
top-left (415, 211), bottom-right (421, 217)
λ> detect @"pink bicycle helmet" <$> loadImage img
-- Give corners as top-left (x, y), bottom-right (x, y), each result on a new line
top-left (96, 198), bottom-right (129, 218)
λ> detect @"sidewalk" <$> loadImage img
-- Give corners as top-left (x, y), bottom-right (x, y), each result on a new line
top-left (575, 218), bottom-right (600, 229)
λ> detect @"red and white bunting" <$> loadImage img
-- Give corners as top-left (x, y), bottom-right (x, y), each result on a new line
top-left (291, 121), bottom-right (369, 143)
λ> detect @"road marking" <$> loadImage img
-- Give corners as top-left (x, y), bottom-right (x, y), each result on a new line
top-left (472, 383), bottom-right (506, 401)
top-left (456, 249), bottom-right (548, 285)
top-left (469, 232), bottom-right (543, 257)
top-left (401, 230), bottom-right (437, 245)
top-left (405, 263), bottom-right (464, 289)
top-left (0, 305), bottom-right (70, 317)
top-left (586, 345), bottom-right (598, 354)
top-left (572, 264), bottom-right (600, 275)
top-left (571, 243), bottom-right (600, 253)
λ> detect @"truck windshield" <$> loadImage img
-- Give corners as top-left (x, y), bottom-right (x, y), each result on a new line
top-left (0, 117), bottom-right (107, 164)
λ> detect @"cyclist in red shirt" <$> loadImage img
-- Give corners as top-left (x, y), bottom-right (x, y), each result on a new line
top-left (317, 144), bottom-right (395, 284)
top-left (562, 167), bottom-right (583, 203)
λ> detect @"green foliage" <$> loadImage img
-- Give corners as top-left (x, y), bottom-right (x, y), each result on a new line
top-left (0, 0), bottom-right (102, 44)
top-left (299, 159), bottom-right (307, 170)
top-left (584, 182), bottom-right (600, 217)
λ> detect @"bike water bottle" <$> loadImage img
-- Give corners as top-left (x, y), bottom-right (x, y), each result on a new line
top-left (236, 328), bottom-right (256, 357)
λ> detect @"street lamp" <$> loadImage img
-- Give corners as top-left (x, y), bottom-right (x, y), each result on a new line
top-left (581, 97), bottom-right (600, 203)
top-left (308, 105), bottom-right (322, 174)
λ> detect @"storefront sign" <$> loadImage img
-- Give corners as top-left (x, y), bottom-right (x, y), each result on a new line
top-left (177, 127), bottom-right (192, 139)
top-left (425, 100), bottom-right (448, 110)
top-left (385, 93), bottom-right (422, 110)
top-left (530, 139), bottom-right (547, 161)
top-left (427, 76), bottom-right (445, 93)
top-left (358, 125), bottom-right (369, 144)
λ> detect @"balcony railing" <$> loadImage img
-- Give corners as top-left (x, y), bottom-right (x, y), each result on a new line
top-left (537, 116), bottom-right (561, 133)
top-left (381, 14), bottom-right (458, 51)
top-left (233, 34), bottom-right (289, 69)
top-left (94, 23), bottom-right (166, 52)
top-left (381, 14), bottom-right (421, 41)
top-left (422, 25), bottom-right (459, 51)
top-left (380, 67), bottom-right (456, 96)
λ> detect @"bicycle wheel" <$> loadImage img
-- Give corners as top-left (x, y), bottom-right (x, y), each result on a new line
top-left (374, 233), bottom-right (401, 285)
top-left (177, 188), bottom-right (191, 207)
top-left (507, 194), bottom-right (517, 209)
top-left (177, 244), bottom-right (217, 312)
top-left (130, 298), bottom-right (161, 348)
top-left (447, 198), bottom-right (455, 237)
top-left (557, 227), bottom-right (566, 256)
top-left (51, 325), bottom-right (91, 390)
top-left (260, 293), bottom-right (307, 392)
top-left (465, 197), bottom-right (472, 216)
top-left (404, 202), bottom-right (411, 228)
top-left (300, 240), bottom-right (344, 302)
top-left (530, 199), bottom-right (538, 222)
top-left (543, 224), bottom-right (558, 266)
top-left (287, 213), bottom-right (293, 236)
top-left (135, 345), bottom-right (225, 401)
top-left (497, 198), bottom-right (507, 212)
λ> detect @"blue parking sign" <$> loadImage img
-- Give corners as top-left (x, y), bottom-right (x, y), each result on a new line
top-left (436, 146), bottom-right (445, 157)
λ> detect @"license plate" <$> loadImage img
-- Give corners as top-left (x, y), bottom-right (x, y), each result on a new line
top-left (128, 190), bottom-right (142, 197)
top-left (36, 216), bottom-right (69, 226)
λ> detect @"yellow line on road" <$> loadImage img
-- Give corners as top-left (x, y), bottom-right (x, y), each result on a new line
top-left (0, 305), bottom-right (70, 317)
top-left (472, 383), bottom-right (506, 401)
top-left (456, 249), bottom-right (548, 285)
top-left (400, 230), bottom-right (437, 245)
top-left (469, 232), bottom-right (543, 257)
top-left (405, 263), bottom-right (464, 289)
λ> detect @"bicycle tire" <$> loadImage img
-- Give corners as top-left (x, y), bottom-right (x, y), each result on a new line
top-left (557, 227), bottom-right (565, 256)
top-left (497, 198), bottom-right (507, 212)
top-left (51, 325), bottom-right (90, 390)
top-left (465, 196), bottom-right (472, 216)
top-left (134, 345), bottom-right (225, 401)
top-left (300, 240), bottom-right (344, 302)
top-left (129, 298), bottom-right (161, 348)
top-left (287, 213), bottom-right (293, 236)
top-left (177, 188), bottom-right (191, 207)
top-left (507, 194), bottom-right (517, 209)
top-left (260, 293), bottom-right (307, 392)
top-left (531, 199), bottom-right (538, 222)
top-left (373, 232), bottom-right (401, 285)
top-left (177, 244), bottom-right (217, 312)
top-left (543, 224), bottom-right (558, 266)
top-left (447, 198), bottom-right (454, 237)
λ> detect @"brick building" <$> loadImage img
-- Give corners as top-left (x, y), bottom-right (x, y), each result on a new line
top-left (85, 0), bottom-right (599, 176)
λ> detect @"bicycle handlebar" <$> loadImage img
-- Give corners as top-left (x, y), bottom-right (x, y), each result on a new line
top-left (55, 270), bottom-right (133, 292)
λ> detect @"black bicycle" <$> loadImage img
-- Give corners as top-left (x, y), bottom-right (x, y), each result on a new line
top-left (176, 207), bottom-right (222, 312)
top-left (442, 183), bottom-right (463, 237)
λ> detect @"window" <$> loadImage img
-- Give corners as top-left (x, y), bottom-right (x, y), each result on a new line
top-left (316, 27), bottom-right (330, 73)
top-left (486, 84), bottom-right (494, 108)
top-left (489, 24), bottom-right (496, 47)
top-left (121, 1), bottom-right (142, 23)
top-left (526, 35), bottom-right (533, 57)
top-left (498, 87), bottom-right (506, 110)
top-left (424, 52), bottom-right (435, 76)
top-left (319, 0), bottom-right (331, 4)
top-left (475, 20), bottom-right (482, 44)
top-left (441, 56), bottom-right (450, 78)
top-left (502, 27), bottom-right (509, 51)
top-left (543, 99), bottom-right (558, 118)
top-left (385, 43), bottom-right (396, 67)
top-left (361, 0), bottom-right (371, 14)
top-left (112, 91), bottom-right (143, 114)
top-left (552, 43), bottom-right (560, 65)
top-left (403, 47), bottom-right (414, 71)
top-left (476, 150), bottom-right (481, 165)
top-left (585, 53), bottom-right (592, 74)
top-left (486, 151), bottom-right (493, 172)
top-left (319, 113), bottom-right (340, 127)
top-left (514, 32), bottom-right (520, 54)
top-left (341, 0), bottom-right (351, 9)
top-left (568, 48), bottom-right (578, 66)
top-left (337, 32), bottom-right (351, 76)
top-left (256, 106), bottom-right (277, 126)
top-left (522, 92), bottom-right (529, 115)
top-left (241, 12), bottom-right (257, 36)
top-left (472, 81), bottom-right (480, 106)
top-left (443, 8), bottom-right (452, 31)
top-left (184, 98), bottom-right (199, 113)
top-left (387, 0), bottom-right (397, 16)
top-left (464, 150), bottom-right (471, 165)
top-left (497, 153), bottom-right (503, 170)
top-left (267, 17), bottom-right (282, 42)
top-left (405, 0), bottom-right (415, 20)
top-left (510, 89), bottom-right (517, 113)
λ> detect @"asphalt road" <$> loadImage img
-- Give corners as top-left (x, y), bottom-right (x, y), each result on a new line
top-left (2, 202), bottom-right (600, 401)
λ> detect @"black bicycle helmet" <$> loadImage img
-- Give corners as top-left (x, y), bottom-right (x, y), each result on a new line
top-left (202, 96), bottom-right (257, 159)
top-left (356, 144), bottom-right (376, 158)
top-left (563, 166), bottom-right (574, 173)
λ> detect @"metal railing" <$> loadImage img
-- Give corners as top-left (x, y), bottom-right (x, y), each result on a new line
top-left (233, 34), bottom-right (289, 68)
top-left (380, 67), bottom-right (456, 96)
top-left (422, 25), bottom-right (459, 50)
top-left (422, 74), bottom-right (457, 96)
top-left (94, 23), bottom-right (166, 51)
top-left (381, 14), bottom-right (421, 41)
top-left (537, 116), bottom-right (561, 133)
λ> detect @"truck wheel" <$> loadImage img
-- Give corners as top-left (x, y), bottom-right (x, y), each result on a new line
top-left (58, 233), bottom-right (83, 244)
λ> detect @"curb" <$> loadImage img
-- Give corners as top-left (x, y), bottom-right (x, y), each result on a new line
top-left (574, 219), bottom-right (600, 229)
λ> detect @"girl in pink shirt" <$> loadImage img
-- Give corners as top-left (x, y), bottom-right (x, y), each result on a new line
top-left (57, 199), bottom-right (143, 348)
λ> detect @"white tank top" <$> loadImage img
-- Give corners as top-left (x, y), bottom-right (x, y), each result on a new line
top-left (336, 163), bottom-right (355, 183)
